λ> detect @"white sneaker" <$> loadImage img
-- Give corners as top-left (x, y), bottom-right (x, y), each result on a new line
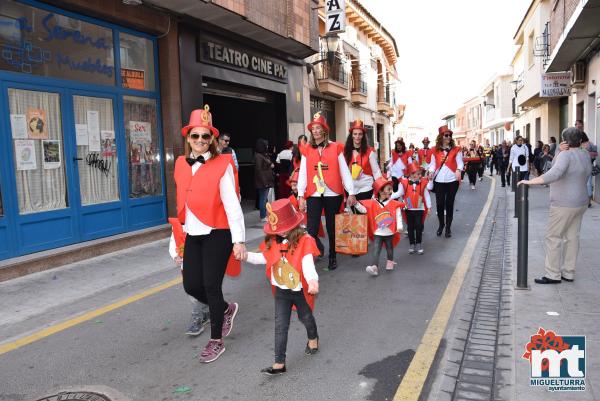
top-left (408, 246), bottom-right (415, 254)
top-left (365, 265), bottom-right (379, 276)
top-left (471, 185), bottom-right (475, 190)
top-left (479, 177), bottom-right (483, 181)
top-left (417, 244), bottom-right (424, 255)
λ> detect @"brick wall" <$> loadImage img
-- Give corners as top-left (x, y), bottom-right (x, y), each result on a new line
top-left (212, 0), bottom-right (313, 47)
top-left (549, 0), bottom-right (580, 54)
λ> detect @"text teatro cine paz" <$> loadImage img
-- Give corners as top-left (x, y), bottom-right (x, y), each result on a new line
top-left (205, 42), bottom-right (287, 79)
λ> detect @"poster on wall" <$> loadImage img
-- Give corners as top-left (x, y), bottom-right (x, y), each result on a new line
top-left (75, 124), bottom-right (88, 146)
top-left (121, 68), bottom-right (145, 90)
top-left (87, 110), bottom-right (101, 152)
top-left (129, 121), bottom-right (152, 165)
top-left (10, 114), bottom-right (28, 139)
top-left (26, 108), bottom-right (47, 139)
top-left (42, 140), bottom-right (61, 169)
top-left (101, 130), bottom-right (116, 157)
top-left (14, 139), bottom-right (37, 171)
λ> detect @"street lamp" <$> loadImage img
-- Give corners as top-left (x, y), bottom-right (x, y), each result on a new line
top-left (324, 33), bottom-right (340, 66)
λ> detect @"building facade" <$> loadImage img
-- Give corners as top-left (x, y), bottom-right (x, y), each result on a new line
top-left (464, 96), bottom-right (483, 144)
top-left (305, 0), bottom-right (400, 165)
top-left (481, 70), bottom-right (514, 145)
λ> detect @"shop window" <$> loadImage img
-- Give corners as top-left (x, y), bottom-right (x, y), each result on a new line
top-left (0, 1), bottom-right (115, 86)
top-left (73, 95), bottom-right (119, 205)
top-left (8, 88), bottom-right (68, 214)
top-left (120, 33), bottom-right (155, 91)
top-left (124, 96), bottom-right (162, 198)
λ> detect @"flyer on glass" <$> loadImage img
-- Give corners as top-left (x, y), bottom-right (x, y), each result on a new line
top-left (26, 108), bottom-right (48, 139)
top-left (42, 140), bottom-right (61, 169)
top-left (15, 139), bottom-right (37, 171)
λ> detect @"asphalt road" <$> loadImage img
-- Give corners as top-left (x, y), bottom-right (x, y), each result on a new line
top-left (1, 178), bottom-right (492, 401)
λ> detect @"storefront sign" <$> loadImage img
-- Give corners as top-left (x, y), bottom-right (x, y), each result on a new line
top-left (326, 0), bottom-right (346, 34)
top-left (199, 40), bottom-right (287, 82)
top-left (121, 68), bottom-right (145, 90)
top-left (541, 72), bottom-right (572, 97)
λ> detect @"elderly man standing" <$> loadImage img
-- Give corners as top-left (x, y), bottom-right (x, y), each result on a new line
top-left (519, 127), bottom-right (592, 284)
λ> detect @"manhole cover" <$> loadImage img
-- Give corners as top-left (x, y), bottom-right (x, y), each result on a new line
top-left (36, 392), bottom-right (112, 401)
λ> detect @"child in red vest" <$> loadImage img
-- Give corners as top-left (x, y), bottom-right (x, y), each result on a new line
top-left (243, 198), bottom-right (320, 375)
top-left (398, 162), bottom-right (432, 255)
top-left (354, 176), bottom-right (405, 276)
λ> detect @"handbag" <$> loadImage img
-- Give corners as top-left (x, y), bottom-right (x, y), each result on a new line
top-left (430, 150), bottom-right (451, 193)
top-left (334, 212), bottom-right (368, 255)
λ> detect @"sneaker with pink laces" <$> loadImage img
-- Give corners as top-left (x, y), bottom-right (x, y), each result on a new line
top-left (221, 302), bottom-right (239, 337)
top-left (385, 260), bottom-right (396, 270)
top-left (199, 339), bottom-right (225, 363)
top-left (365, 265), bottom-right (379, 276)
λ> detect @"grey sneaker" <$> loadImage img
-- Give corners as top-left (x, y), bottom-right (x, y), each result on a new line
top-left (221, 302), bottom-right (239, 338)
top-left (408, 245), bottom-right (415, 254)
top-left (417, 243), bottom-right (424, 255)
top-left (185, 318), bottom-right (204, 336)
top-left (199, 339), bottom-right (225, 363)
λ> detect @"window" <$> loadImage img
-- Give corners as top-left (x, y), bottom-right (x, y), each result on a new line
top-left (8, 88), bottom-right (68, 214)
top-left (120, 33), bottom-right (155, 91)
top-left (527, 32), bottom-right (535, 67)
top-left (73, 95), bottom-right (119, 205)
top-left (124, 96), bottom-right (162, 198)
top-left (0, 0), bottom-right (115, 86)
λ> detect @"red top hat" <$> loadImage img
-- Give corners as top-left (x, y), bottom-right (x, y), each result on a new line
top-left (264, 198), bottom-right (304, 235)
top-left (285, 140), bottom-right (294, 149)
top-left (307, 112), bottom-right (330, 134)
top-left (349, 119), bottom-right (366, 134)
top-left (438, 125), bottom-right (453, 137)
top-left (422, 136), bottom-right (430, 143)
top-left (373, 175), bottom-right (393, 195)
top-left (181, 104), bottom-right (220, 138)
top-left (406, 162), bottom-right (421, 176)
top-left (287, 168), bottom-right (299, 186)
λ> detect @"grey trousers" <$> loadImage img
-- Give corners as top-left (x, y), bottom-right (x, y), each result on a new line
top-left (371, 234), bottom-right (394, 266)
top-left (544, 204), bottom-right (587, 280)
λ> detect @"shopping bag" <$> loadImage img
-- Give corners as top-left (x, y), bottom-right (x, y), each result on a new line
top-left (267, 187), bottom-right (275, 203)
top-left (335, 213), bottom-right (368, 255)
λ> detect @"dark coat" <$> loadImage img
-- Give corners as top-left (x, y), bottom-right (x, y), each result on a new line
top-left (254, 152), bottom-right (274, 189)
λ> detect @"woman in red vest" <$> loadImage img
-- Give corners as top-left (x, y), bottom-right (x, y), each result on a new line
top-left (344, 119), bottom-right (382, 200)
top-left (428, 125), bottom-right (464, 238)
top-left (297, 112), bottom-right (357, 271)
top-left (417, 137), bottom-right (433, 168)
top-left (387, 138), bottom-right (413, 191)
top-left (174, 105), bottom-right (247, 363)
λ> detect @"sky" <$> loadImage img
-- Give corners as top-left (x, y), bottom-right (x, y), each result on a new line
top-left (363, 0), bottom-right (532, 135)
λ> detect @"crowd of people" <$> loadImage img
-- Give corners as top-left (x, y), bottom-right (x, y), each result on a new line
top-left (168, 104), bottom-right (598, 373)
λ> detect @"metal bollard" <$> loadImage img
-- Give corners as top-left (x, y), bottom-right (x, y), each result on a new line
top-left (513, 166), bottom-right (520, 218)
top-left (516, 184), bottom-right (529, 289)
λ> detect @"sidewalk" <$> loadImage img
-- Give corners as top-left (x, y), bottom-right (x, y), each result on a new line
top-left (510, 185), bottom-right (600, 400)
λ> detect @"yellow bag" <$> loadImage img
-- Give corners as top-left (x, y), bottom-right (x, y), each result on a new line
top-left (335, 213), bottom-right (368, 255)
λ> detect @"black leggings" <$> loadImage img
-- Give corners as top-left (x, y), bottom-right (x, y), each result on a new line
top-left (434, 181), bottom-right (459, 225)
top-left (307, 195), bottom-right (343, 257)
top-left (406, 210), bottom-right (424, 244)
top-left (466, 165), bottom-right (479, 185)
top-left (182, 230), bottom-right (233, 339)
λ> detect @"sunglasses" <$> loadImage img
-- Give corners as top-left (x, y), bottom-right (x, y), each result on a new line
top-left (190, 133), bottom-right (212, 140)
top-left (443, 134), bottom-right (452, 138)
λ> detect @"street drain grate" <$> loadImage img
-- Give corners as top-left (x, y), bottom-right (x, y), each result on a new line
top-left (36, 392), bottom-right (112, 401)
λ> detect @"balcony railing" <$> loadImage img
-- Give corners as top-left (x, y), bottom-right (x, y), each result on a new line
top-left (352, 78), bottom-right (367, 94)
top-left (315, 52), bottom-right (348, 86)
top-left (377, 83), bottom-right (391, 104)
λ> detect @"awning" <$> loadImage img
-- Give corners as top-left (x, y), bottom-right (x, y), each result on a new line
top-left (546, 0), bottom-right (600, 72)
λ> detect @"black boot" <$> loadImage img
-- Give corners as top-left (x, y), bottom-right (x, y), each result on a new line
top-left (436, 217), bottom-right (445, 237)
top-left (326, 254), bottom-right (337, 271)
top-left (445, 217), bottom-right (452, 238)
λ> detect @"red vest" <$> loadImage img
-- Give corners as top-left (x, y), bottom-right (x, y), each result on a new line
top-left (305, 142), bottom-right (345, 197)
top-left (174, 154), bottom-right (237, 226)
top-left (360, 199), bottom-right (405, 246)
top-left (400, 178), bottom-right (429, 211)
top-left (432, 147), bottom-right (460, 172)
top-left (418, 148), bottom-right (433, 165)
top-left (260, 234), bottom-right (320, 310)
top-left (347, 147), bottom-right (375, 177)
top-left (392, 150), bottom-right (412, 167)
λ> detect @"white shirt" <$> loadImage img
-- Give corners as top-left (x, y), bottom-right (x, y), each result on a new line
top-left (353, 199), bottom-right (403, 236)
top-left (184, 152), bottom-right (245, 243)
top-left (388, 155), bottom-right (411, 178)
top-left (276, 149), bottom-right (293, 163)
top-left (428, 148), bottom-right (464, 183)
top-left (352, 151), bottom-right (383, 194)
top-left (245, 240), bottom-right (318, 291)
top-left (395, 180), bottom-right (432, 210)
top-left (297, 142), bottom-right (356, 197)
top-left (509, 144), bottom-right (529, 172)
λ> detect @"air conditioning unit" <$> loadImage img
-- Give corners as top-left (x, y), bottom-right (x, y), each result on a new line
top-left (571, 62), bottom-right (586, 87)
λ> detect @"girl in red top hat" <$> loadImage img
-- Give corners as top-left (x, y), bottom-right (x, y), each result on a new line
top-left (388, 138), bottom-right (413, 191)
top-left (344, 119), bottom-right (383, 201)
top-left (243, 198), bottom-right (320, 375)
top-left (297, 112), bottom-right (357, 271)
top-left (397, 162), bottom-right (432, 255)
top-left (427, 125), bottom-right (464, 238)
top-left (417, 137), bottom-right (434, 168)
top-left (173, 105), bottom-right (246, 363)
top-left (354, 176), bottom-right (405, 276)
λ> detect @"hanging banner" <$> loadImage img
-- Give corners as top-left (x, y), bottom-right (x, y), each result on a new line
top-left (15, 139), bottom-right (37, 171)
top-left (326, 0), bottom-right (346, 34)
top-left (541, 72), bottom-right (572, 98)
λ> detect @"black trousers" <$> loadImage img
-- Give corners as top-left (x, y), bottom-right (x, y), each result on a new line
top-left (499, 162), bottom-right (509, 186)
top-left (406, 210), bottom-right (424, 244)
top-left (182, 230), bottom-right (233, 339)
top-left (274, 288), bottom-right (318, 364)
top-left (466, 165), bottom-right (479, 185)
top-left (307, 195), bottom-right (343, 257)
top-left (355, 189), bottom-right (373, 200)
top-left (434, 181), bottom-right (459, 226)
